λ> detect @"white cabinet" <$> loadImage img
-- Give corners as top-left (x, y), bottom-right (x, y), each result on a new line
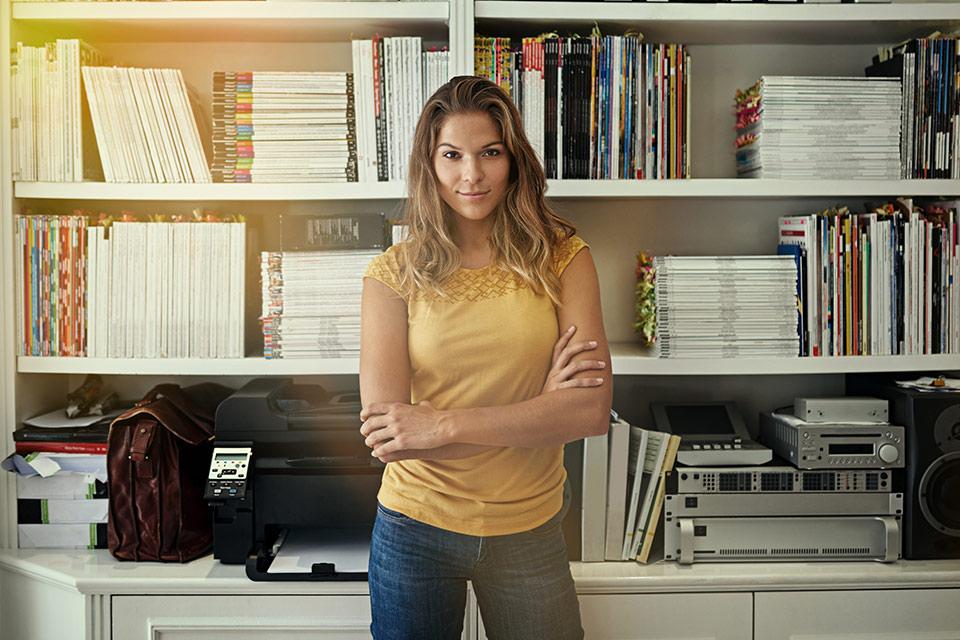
top-left (111, 593), bottom-right (479, 640)
top-left (112, 595), bottom-right (373, 640)
top-left (754, 589), bottom-right (960, 640)
top-left (478, 592), bottom-right (752, 640)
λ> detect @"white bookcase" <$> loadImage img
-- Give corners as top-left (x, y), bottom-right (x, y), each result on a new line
top-left (2, 2), bottom-right (960, 639)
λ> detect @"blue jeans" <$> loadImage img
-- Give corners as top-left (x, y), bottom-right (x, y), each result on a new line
top-left (368, 489), bottom-right (583, 640)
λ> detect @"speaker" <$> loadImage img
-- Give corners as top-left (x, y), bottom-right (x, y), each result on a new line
top-left (881, 386), bottom-right (960, 559)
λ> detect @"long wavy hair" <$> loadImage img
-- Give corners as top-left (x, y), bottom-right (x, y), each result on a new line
top-left (397, 75), bottom-right (576, 305)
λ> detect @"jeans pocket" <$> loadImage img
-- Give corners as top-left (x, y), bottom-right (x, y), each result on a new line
top-left (376, 502), bottom-right (411, 523)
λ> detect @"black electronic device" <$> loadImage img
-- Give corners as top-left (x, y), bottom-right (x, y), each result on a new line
top-left (854, 384), bottom-right (960, 560)
top-left (651, 401), bottom-right (772, 466)
top-left (208, 378), bottom-right (382, 580)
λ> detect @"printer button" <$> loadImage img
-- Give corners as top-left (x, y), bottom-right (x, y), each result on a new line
top-left (692, 444), bottom-right (701, 450)
top-left (733, 444), bottom-right (742, 449)
top-left (723, 444), bottom-right (732, 449)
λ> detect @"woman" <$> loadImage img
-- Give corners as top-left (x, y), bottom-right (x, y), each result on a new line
top-left (359, 75), bottom-right (612, 640)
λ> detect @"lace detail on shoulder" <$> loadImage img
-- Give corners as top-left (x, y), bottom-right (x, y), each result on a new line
top-left (364, 247), bottom-right (403, 296)
top-left (553, 235), bottom-right (589, 276)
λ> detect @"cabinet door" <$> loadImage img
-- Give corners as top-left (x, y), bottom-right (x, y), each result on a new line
top-left (113, 595), bottom-right (372, 639)
top-left (755, 589), bottom-right (960, 640)
top-left (478, 592), bottom-right (752, 640)
top-left (113, 594), bottom-right (477, 640)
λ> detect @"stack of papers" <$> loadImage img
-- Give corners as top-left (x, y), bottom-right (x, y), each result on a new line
top-left (654, 256), bottom-right (800, 358)
top-left (260, 249), bottom-right (380, 358)
top-left (212, 71), bottom-right (357, 183)
top-left (735, 76), bottom-right (901, 179)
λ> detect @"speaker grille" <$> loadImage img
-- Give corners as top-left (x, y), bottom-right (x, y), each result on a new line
top-left (718, 548), bottom-right (767, 556)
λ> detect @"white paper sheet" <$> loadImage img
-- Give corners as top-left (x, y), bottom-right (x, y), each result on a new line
top-left (268, 528), bottom-right (370, 575)
top-left (23, 407), bottom-right (122, 429)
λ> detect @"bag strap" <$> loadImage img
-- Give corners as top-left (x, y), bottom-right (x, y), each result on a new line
top-left (128, 419), bottom-right (158, 479)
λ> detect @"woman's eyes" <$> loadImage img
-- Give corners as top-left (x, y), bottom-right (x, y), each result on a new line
top-left (440, 149), bottom-right (502, 159)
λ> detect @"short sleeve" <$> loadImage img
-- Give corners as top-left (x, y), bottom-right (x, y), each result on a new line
top-left (364, 246), bottom-right (404, 296)
top-left (553, 235), bottom-right (589, 276)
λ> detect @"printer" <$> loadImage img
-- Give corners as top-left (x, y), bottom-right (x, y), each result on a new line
top-left (207, 377), bottom-right (383, 581)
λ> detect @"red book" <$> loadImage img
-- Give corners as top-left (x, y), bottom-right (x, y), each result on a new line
top-left (15, 441), bottom-right (108, 455)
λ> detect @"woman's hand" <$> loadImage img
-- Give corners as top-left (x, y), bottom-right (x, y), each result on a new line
top-left (541, 325), bottom-right (607, 394)
top-left (360, 401), bottom-right (451, 461)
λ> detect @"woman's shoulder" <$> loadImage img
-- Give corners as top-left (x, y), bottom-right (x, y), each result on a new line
top-left (364, 243), bottom-right (408, 295)
top-left (552, 233), bottom-right (590, 276)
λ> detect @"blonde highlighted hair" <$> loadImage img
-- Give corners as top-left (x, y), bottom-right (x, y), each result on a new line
top-left (398, 75), bottom-right (576, 305)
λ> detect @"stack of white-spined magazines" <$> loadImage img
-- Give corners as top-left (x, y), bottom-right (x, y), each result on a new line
top-left (735, 76), bottom-right (901, 179)
top-left (212, 71), bottom-right (357, 183)
top-left (260, 249), bottom-right (381, 358)
top-left (654, 256), bottom-right (800, 358)
top-left (82, 66), bottom-right (211, 183)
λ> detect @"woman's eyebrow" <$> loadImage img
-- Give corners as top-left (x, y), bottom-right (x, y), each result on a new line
top-left (437, 141), bottom-right (503, 150)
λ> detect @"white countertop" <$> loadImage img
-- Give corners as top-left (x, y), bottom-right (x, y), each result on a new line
top-left (1, 549), bottom-right (958, 596)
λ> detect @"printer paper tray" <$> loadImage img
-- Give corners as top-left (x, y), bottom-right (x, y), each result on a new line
top-left (246, 527), bottom-right (370, 582)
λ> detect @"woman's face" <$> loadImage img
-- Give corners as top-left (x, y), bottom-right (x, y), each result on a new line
top-left (432, 111), bottom-right (511, 228)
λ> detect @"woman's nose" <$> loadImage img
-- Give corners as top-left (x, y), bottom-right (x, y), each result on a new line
top-left (461, 157), bottom-right (484, 184)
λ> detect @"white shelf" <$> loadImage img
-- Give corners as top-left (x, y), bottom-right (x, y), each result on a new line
top-left (544, 179), bottom-right (960, 199)
top-left (11, 1), bottom-right (450, 42)
top-left (609, 343), bottom-right (960, 376)
top-left (475, 2), bottom-right (960, 45)
top-left (16, 356), bottom-right (360, 376)
top-left (17, 346), bottom-right (960, 377)
top-left (17, 179), bottom-right (960, 202)
top-left (14, 181), bottom-right (408, 201)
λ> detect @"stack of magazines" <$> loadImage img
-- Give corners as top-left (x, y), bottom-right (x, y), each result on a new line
top-left (260, 249), bottom-right (380, 358)
top-left (735, 76), bottom-right (901, 179)
top-left (212, 71), bottom-right (357, 183)
top-left (260, 213), bottom-right (388, 358)
top-left (654, 256), bottom-right (800, 358)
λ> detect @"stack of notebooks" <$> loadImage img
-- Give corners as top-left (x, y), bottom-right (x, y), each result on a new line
top-left (735, 76), bottom-right (901, 179)
top-left (14, 213), bottom-right (247, 358)
top-left (212, 71), bottom-right (357, 183)
top-left (582, 415), bottom-right (681, 563)
top-left (83, 66), bottom-right (211, 183)
top-left (11, 39), bottom-right (104, 182)
top-left (475, 34), bottom-right (691, 179)
top-left (653, 256), bottom-right (801, 358)
top-left (2, 408), bottom-right (113, 550)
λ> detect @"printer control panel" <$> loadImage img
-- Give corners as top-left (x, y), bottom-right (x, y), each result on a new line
top-left (204, 447), bottom-right (252, 500)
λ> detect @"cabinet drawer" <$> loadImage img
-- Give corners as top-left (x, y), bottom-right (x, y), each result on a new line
top-left (755, 589), bottom-right (960, 639)
top-left (113, 595), bottom-right (372, 639)
top-left (478, 591), bottom-right (752, 640)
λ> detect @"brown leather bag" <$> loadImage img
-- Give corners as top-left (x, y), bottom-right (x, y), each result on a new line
top-left (107, 382), bottom-right (232, 562)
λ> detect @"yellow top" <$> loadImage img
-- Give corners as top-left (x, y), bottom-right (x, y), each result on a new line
top-left (363, 234), bottom-right (588, 536)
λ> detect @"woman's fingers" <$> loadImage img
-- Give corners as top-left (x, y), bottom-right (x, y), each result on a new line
top-left (552, 325), bottom-right (576, 363)
top-left (557, 377), bottom-right (605, 389)
top-left (558, 358), bottom-right (605, 381)
top-left (555, 340), bottom-right (598, 370)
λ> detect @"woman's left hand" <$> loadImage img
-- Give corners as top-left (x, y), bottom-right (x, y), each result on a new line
top-left (360, 401), bottom-right (450, 460)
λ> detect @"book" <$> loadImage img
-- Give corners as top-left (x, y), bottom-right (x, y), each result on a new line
top-left (580, 428), bottom-right (609, 562)
top-left (635, 434), bottom-right (680, 564)
top-left (604, 417), bottom-right (630, 560)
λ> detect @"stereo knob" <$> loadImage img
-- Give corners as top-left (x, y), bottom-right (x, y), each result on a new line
top-left (878, 443), bottom-right (899, 464)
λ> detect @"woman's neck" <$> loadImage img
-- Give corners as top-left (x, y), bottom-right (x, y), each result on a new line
top-left (453, 219), bottom-right (494, 268)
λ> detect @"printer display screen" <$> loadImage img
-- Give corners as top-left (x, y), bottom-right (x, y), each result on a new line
top-left (216, 453), bottom-right (248, 461)
top-left (665, 405), bottom-right (736, 436)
